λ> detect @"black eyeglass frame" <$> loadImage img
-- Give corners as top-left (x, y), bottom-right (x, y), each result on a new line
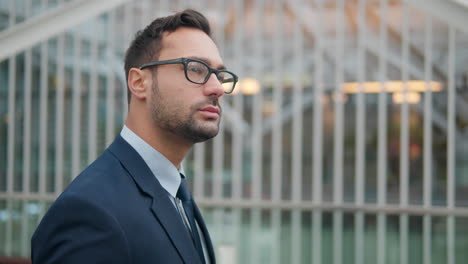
top-left (139, 57), bottom-right (238, 94)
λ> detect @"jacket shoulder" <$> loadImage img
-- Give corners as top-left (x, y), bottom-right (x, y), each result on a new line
top-left (31, 191), bottom-right (131, 263)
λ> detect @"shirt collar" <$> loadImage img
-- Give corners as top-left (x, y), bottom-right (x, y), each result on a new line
top-left (120, 125), bottom-right (182, 197)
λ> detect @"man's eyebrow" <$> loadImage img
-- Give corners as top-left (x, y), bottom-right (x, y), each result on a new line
top-left (189, 56), bottom-right (226, 70)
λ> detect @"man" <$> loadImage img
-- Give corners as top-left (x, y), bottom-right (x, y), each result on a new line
top-left (31, 9), bottom-right (237, 264)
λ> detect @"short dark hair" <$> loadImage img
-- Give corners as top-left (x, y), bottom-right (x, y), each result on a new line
top-left (124, 9), bottom-right (212, 104)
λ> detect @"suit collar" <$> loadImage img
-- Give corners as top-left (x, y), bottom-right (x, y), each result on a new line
top-left (108, 135), bottom-right (203, 264)
top-left (120, 125), bottom-right (181, 197)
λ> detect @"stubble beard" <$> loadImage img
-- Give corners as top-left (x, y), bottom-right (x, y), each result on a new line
top-left (150, 82), bottom-right (221, 143)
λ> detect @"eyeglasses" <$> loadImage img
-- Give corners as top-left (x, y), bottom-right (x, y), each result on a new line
top-left (139, 57), bottom-right (238, 94)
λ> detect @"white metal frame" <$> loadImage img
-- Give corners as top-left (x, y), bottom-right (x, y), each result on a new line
top-left (0, 0), bottom-right (128, 61)
top-left (1, 0), bottom-right (468, 263)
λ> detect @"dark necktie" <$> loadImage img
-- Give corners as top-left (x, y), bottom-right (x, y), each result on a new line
top-left (177, 175), bottom-right (206, 264)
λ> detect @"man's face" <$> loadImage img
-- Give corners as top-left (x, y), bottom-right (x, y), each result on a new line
top-left (148, 27), bottom-right (225, 143)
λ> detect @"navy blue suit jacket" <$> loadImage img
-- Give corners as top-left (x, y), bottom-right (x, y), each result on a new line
top-left (31, 136), bottom-right (215, 264)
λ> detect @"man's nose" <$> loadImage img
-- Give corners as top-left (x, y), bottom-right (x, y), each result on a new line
top-left (203, 73), bottom-right (224, 98)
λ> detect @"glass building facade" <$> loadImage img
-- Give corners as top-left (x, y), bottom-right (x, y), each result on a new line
top-left (1, 0), bottom-right (468, 263)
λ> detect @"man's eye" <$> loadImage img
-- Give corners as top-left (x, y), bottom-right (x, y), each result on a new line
top-left (188, 66), bottom-right (201, 73)
top-left (188, 64), bottom-right (206, 74)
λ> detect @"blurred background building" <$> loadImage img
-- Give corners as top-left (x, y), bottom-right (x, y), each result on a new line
top-left (1, 0), bottom-right (468, 263)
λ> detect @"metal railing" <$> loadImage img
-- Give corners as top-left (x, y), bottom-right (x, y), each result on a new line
top-left (1, 0), bottom-right (468, 263)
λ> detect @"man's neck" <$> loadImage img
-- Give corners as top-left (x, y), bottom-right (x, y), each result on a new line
top-left (124, 119), bottom-right (192, 168)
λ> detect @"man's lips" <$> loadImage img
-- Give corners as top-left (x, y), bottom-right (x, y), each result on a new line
top-left (199, 106), bottom-right (220, 118)
top-left (200, 106), bottom-right (220, 114)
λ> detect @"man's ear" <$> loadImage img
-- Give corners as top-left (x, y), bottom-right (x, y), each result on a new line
top-left (128, 68), bottom-right (149, 100)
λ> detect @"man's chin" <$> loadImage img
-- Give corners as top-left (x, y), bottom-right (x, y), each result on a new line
top-left (179, 119), bottom-right (220, 143)
top-left (189, 125), bottom-right (219, 143)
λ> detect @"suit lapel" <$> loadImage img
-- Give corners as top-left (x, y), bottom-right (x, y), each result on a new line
top-left (108, 136), bottom-right (201, 264)
top-left (150, 191), bottom-right (201, 264)
top-left (193, 201), bottom-right (216, 264)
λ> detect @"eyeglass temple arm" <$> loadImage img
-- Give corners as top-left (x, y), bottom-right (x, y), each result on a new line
top-left (139, 58), bottom-right (185, 70)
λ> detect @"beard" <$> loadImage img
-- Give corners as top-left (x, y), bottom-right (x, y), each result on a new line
top-left (149, 82), bottom-right (221, 143)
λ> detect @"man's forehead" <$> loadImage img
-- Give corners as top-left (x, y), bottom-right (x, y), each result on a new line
top-left (160, 28), bottom-right (223, 67)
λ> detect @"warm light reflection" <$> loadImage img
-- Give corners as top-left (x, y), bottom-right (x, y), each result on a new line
top-left (342, 81), bottom-right (443, 94)
top-left (262, 101), bottom-right (276, 115)
top-left (332, 92), bottom-right (348, 103)
top-left (392, 92), bottom-right (421, 104)
top-left (232, 77), bottom-right (261, 95)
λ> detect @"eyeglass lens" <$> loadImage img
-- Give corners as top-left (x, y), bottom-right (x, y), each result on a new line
top-left (186, 61), bottom-right (235, 93)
